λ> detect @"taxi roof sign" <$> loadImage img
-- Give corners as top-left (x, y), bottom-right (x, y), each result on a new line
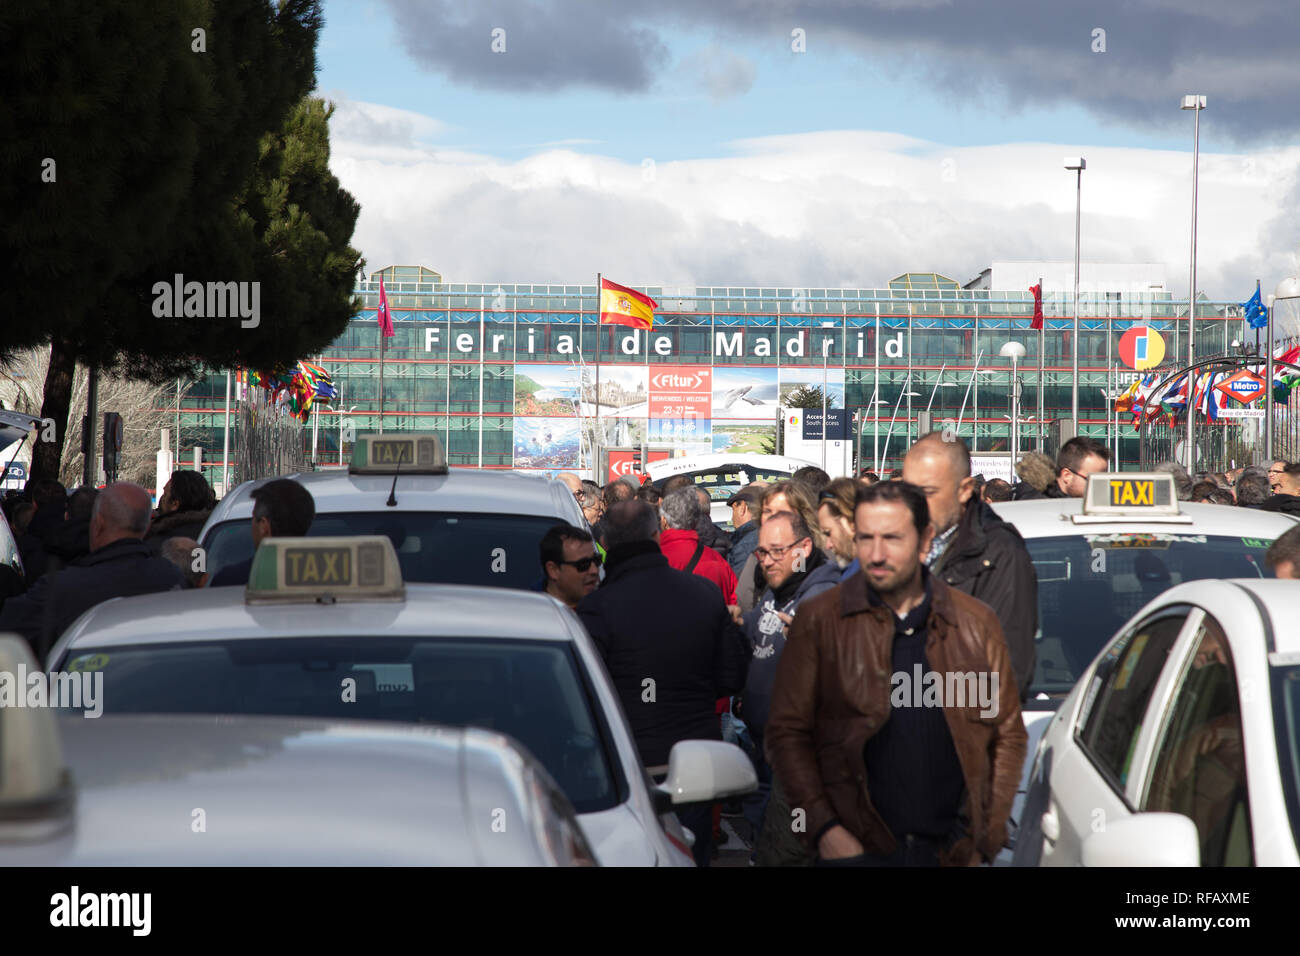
top-left (246, 535), bottom-right (405, 604)
top-left (1073, 472), bottom-right (1192, 525)
top-left (349, 433), bottom-right (448, 475)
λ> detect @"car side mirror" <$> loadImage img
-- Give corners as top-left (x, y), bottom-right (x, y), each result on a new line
top-left (1082, 812), bottom-right (1200, 866)
top-left (655, 740), bottom-right (756, 807)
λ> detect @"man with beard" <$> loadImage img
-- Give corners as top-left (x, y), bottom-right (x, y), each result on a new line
top-left (765, 481), bottom-right (1025, 866)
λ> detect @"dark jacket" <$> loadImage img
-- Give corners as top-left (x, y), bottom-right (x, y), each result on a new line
top-left (1260, 493), bottom-right (1300, 516)
top-left (16, 506), bottom-right (65, 582)
top-left (1043, 483), bottom-right (1068, 499)
top-left (577, 541), bottom-right (750, 768)
top-left (1009, 481), bottom-right (1044, 501)
top-left (42, 516), bottom-right (92, 575)
top-left (727, 519), bottom-right (759, 577)
top-left (145, 508), bottom-right (213, 552)
top-left (0, 537), bottom-right (184, 662)
top-left (208, 556), bottom-right (253, 588)
top-left (765, 573), bottom-right (1026, 865)
top-left (931, 498), bottom-right (1038, 701)
top-left (695, 513), bottom-right (732, 559)
top-left (741, 547), bottom-right (841, 743)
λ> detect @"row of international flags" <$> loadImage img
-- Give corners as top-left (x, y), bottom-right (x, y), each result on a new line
top-left (234, 361), bottom-right (338, 422)
top-left (1115, 343), bottom-right (1300, 429)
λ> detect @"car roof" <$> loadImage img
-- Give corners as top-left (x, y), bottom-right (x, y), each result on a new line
top-left (645, 453), bottom-right (818, 478)
top-left (202, 468), bottom-right (583, 531)
top-left (1216, 579), bottom-right (1300, 658)
top-left (55, 583), bottom-right (581, 653)
top-left (991, 498), bottom-right (1300, 539)
top-left (2, 715), bottom-right (556, 866)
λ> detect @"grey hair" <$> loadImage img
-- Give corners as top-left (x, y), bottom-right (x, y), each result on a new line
top-left (661, 486), bottom-right (701, 530)
top-left (92, 481), bottom-right (152, 536)
top-left (1152, 461), bottom-right (1193, 501)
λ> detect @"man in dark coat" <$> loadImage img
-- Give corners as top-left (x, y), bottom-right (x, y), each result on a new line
top-left (207, 478), bottom-right (315, 587)
top-left (577, 500), bottom-right (750, 866)
top-left (15, 478), bottom-right (67, 582)
top-left (145, 470), bottom-right (214, 553)
top-left (0, 482), bottom-right (183, 662)
top-left (903, 433), bottom-right (1039, 701)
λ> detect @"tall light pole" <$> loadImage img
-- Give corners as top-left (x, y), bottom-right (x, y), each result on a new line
top-left (821, 321), bottom-right (836, 470)
top-left (1000, 341), bottom-right (1026, 471)
top-left (1064, 158), bottom-right (1086, 434)
top-left (1181, 95), bottom-right (1206, 472)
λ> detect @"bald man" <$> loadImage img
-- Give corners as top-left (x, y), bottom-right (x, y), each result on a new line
top-left (0, 481), bottom-right (183, 662)
top-left (902, 433), bottom-right (1038, 701)
top-left (556, 472), bottom-right (583, 498)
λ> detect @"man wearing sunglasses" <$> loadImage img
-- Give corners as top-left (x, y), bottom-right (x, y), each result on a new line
top-left (1051, 436), bottom-right (1109, 498)
top-left (538, 524), bottom-right (601, 609)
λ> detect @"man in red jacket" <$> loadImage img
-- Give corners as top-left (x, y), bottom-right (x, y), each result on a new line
top-left (658, 487), bottom-right (737, 605)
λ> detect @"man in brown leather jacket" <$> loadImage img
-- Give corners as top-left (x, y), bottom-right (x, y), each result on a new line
top-left (765, 480), bottom-right (1026, 866)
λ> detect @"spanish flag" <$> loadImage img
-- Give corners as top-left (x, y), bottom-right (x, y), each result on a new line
top-left (600, 278), bottom-right (657, 330)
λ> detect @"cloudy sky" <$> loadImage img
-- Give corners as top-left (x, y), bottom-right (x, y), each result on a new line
top-left (316, 0), bottom-right (1300, 300)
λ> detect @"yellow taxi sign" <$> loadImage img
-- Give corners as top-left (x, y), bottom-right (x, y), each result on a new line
top-left (349, 433), bottom-right (447, 475)
top-left (246, 535), bottom-right (405, 604)
top-left (1077, 472), bottom-right (1185, 522)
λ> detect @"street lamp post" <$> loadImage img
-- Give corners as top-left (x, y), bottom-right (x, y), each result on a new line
top-left (1000, 342), bottom-right (1027, 471)
top-left (339, 404), bottom-right (358, 466)
top-left (821, 321), bottom-right (836, 471)
top-left (1065, 158), bottom-right (1086, 433)
top-left (1181, 95), bottom-right (1206, 472)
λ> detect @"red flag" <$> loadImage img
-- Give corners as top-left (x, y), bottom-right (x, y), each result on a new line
top-left (1029, 283), bottom-right (1044, 330)
top-left (599, 278), bottom-right (658, 330)
top-left (377, 276), bottom-right (395, 338)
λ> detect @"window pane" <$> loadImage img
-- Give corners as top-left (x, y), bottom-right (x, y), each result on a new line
top-left (1143, 616), bottom-right (1252, 865)
top-left (1077, 613), bottom-right (1186, 789)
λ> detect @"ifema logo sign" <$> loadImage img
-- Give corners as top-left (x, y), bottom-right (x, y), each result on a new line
top-left (1119, 326), bottom-right (1166, 371)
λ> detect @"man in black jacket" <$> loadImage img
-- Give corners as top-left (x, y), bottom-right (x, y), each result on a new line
top-left (0, 482), bottom-right (183, 662)
top-left (577, 500), bottom-right (750, 865)
top-left (902, 433), bottom-right (1039, 701)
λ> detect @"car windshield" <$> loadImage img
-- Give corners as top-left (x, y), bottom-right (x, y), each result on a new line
top-left (1274, 665), bottom-right (1300, 855)
top-left (203, 512), bottom-right (563, 588)
top-left (1025, 533), bottom-right (1272, 701)
top-left (57, 637), bottom-right (619, 814)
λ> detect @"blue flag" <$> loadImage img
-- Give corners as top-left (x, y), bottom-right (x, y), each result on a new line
top-left (1243, 287), bottom-right (1267, 329)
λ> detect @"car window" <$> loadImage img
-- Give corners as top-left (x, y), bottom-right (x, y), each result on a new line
top-left (59, 637), bottom-right (619, 814)
top-left (1025, 534), bottom-right (1270, 698)
top-left (1076, 612), bottom-right (1188, 792)
top-left (1142, 616), bottom-right (1252, 866)
top-left (656, 466), bottom-right (793, 503)
top-left (202, 512), bottom-right (565, 588)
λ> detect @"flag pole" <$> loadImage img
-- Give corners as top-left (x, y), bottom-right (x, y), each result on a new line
top-left (595, 272), bottom-right (602, 482)
top-left (221, 368), bottom-right (232, 495)
top-left (1266, 286), bottom-right (1274, 463)
top-left (378, 274), bottom-right (386, 435)
top-left (1038, 277), bottom-right (1044, 452)
top-left (1254, 278), bottom-right (1261, 356)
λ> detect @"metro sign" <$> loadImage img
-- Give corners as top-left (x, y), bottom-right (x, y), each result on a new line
top-left (1215, 369), bottom-right (1267, 405)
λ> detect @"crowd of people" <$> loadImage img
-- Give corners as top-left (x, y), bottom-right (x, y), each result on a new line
top-left (536, 435), bottom-right (1300, 866)
top-left (6, 434), bottom-right (1300, 867)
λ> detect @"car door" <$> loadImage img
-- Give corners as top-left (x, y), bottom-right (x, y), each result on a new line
top-left (1137, 613), bottom-right (1253, 866)
top-left (1040, 608), bottom-right (1194, 865)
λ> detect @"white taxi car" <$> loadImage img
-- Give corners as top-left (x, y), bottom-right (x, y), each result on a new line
top-left (199, 433), bottom-right (586, 588)
top-left (0, 682), bottom-right (598, 865)
top-left (646, 453), bottom-right (819, 526)
top-left (990, 473), bottom-right (1298, 857)
top-left (45, 536), bottom-right (757, 866)
top-left (1012, 577), bottom-right (1300, 866)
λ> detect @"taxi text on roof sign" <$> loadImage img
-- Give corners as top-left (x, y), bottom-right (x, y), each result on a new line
top-left (1074, 472), bottom-right (1191, 524)
top-left (349, 433), bottom-right (448, 475)
top-left (246, 535), bottom-right (405, 603)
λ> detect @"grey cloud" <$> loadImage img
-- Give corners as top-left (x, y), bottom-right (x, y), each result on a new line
top-left (681, 45), bottom-right (757, 101)
top-left (380, 0), bottom-right (668, 93)
top-left (383, 0), bottom-right (1300, 141)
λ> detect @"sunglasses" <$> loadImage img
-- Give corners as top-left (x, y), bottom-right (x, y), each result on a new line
top-left (557, 555), bottom-right (602, 572)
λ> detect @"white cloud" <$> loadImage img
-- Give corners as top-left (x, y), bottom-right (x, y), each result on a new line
top-left (329, 103), bottom-right (1300, 297)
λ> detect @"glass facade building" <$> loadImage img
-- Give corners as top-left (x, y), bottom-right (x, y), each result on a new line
top-left (173, 265), bottom-right (1250, 483)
